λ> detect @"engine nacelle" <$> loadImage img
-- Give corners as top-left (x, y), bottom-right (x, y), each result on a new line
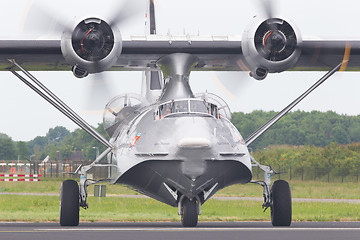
top-left (242, 16), bottom-right (302, 80)
top-left (61, 17), bottom-right (122, 76)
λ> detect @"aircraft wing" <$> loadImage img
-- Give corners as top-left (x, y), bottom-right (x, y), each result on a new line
top-left (0, 36), bottom-right (359, 76)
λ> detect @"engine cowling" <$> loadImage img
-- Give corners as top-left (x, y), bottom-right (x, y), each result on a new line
top-left (242, 16), bottom-right (302, 80)
top-left (61, 17), bottom-right (122, 77)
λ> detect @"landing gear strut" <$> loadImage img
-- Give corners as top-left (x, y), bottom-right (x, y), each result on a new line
top-left (59, 148), bottom-right (113, 226)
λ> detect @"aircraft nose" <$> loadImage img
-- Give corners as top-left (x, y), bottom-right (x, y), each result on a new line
top-left (176, 138), bottom-right (213, 181)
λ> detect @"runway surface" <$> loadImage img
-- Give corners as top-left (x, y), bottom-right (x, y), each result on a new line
top-left (1, 222), bottom-right (360, 240)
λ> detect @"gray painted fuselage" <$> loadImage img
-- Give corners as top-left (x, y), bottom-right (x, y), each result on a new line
top-left (108, 100), bottom-right (252, 207)
top-left (106, 53), bottom-right (252, 207)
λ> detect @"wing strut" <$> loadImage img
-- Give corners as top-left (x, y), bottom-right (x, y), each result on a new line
top-left (245, 61), bottom-right (346, 146)
top-left (7, 59), bottom-right (113, 149)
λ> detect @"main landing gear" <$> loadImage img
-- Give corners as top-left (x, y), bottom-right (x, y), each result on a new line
top-left (60, 180), bottom-right (80, 226)
top-left (271, 180), bottom-right (292, 226)
top-left (59, 147), bottom-right (113, 226)
top-left (251, 156), bottom-right (292, 226)
top-left (59, 176), bottom-right (103, 226)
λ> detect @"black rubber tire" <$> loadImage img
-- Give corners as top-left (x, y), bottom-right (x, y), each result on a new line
top-left (181, 198), bottom-right (198, 227)
top-left (60, 180), bottom-right (79, 226)
top-left (271, 180), bottom-right (292, 226)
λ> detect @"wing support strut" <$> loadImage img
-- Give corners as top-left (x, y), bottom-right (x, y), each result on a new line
top-left (7, 59), bottom-right (113, 149)
top-left (245, 61), bottom-right (346, 146)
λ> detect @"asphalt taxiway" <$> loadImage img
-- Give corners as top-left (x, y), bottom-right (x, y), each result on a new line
top-left (1, 222), bottom-right (360, 240)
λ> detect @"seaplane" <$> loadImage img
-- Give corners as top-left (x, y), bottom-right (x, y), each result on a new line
top-left (0, 0), bottom-right (357, 227)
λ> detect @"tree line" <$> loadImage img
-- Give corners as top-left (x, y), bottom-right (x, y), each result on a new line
top-left (252, 143), bottom-right (360, 182)
top-left (0, 125), bottom-right (106, 163)
top-left (233, 110), bottom-right (360, 150)
top-left (0, 110), bottom-right (359, 164)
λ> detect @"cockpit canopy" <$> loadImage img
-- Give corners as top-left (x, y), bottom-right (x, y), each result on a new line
top-left (155, 99), bottom-right (219, 119)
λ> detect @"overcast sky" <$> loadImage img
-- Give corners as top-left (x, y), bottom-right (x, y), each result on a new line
top-left (0, 0), bottom-right (360, 141)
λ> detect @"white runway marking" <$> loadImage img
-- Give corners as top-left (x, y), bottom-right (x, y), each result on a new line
top-left (36, 227), bottom-right (360, 232)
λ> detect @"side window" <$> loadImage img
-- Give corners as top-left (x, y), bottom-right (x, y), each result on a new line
top-left (210, 104), bottom-right (218, 118)
top-left (154, 108), bottom-right (160, 120)
top-left (158, 103), bottom-right (173, 119)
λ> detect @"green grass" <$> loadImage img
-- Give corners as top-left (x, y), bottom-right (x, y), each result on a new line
top-left (0, 178), bottom-right (137, 195)
top-left (0, 179), bottom-right (62, 194)
top-left (2, 179), bottom-right (360, 200)
top-left (216, 180), bottom-right (360, 199)
top-left (1, 195), bottom-right (360, 222)
top-left (1, 179), bottom-right (360, 222)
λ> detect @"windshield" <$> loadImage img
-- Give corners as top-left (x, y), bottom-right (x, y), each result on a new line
top-left (155, 99), bottom-right (218, 119)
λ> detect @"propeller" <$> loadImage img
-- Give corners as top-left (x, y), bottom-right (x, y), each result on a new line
top-left (22, 0), bottom-right (143, 69)
top-left (70, 18), bottom-right (115, 63)
top-left (82, 72), bottom-right (116, 114)
top-left (254, 0), bottom-right (298, 62)
top-left (212, 71), bottom-right (252, 112)
top-left (258, 0), bottom-right (275, 20)
top-left (21, 0), bottom-right (145, 112)
top-left (20, 0), bottom-right (70, 35)
top-left (21, 0), bottom-right (144, 35)
top-left (107, 0), bottom-right (144, 27)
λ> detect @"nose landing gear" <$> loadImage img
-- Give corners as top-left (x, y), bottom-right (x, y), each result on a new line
top-left (179, 196), bottom-right (201, 227)
top-left (181, 198), bottom-right (198, 227)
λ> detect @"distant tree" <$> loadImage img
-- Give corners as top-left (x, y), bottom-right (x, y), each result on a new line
top-left (232, 110), bottom-right (360, 150)
top-left (27, 136), bottom-right (48, 154)
top-left (350, 126), bottom-right (360, 142)
top-left (46, 126), bottom-right (70, 143)
top-left (33, 145), bottom-right (43, 163)
top-left (332, 125), bottom-right (350, 144)
top-left (16, 141), bottom-right (29, 159)
top-left (0, 134), bottom-right (16, 160)
top-left (31, 136), bottom-right (48, 147)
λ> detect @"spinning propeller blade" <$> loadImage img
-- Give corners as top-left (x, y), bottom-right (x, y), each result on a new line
top-left (21, 0), bottom-right (145, 111)
top-left (83, 73), bottom-right (115, 114)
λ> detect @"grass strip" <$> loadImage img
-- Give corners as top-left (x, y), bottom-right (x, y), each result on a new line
top-left (1, 195), bottom-right (360, 222)
top-left (2, 180), bottom-right (360, 200)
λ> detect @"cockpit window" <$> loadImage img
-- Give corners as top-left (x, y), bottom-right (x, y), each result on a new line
top-left (175, 101), bottom-right (188, 113)
top-left (190, 100), bottom-right (208, 113)
top-left (155, 99), bottom-right (219, 120)
top-left (157, 102), bottom-right (173, 118)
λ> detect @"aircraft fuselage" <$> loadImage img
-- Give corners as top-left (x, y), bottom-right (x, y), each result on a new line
top-left (109, 98), bottom-right (252, 206)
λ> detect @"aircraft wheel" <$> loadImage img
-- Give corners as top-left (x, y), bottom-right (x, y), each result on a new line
top-left (271, 180), bottom-right (292, 226)
top-left (60, 179), bottom-right (79, 226)
top-left (181, 197), bottom-right (198, 227)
